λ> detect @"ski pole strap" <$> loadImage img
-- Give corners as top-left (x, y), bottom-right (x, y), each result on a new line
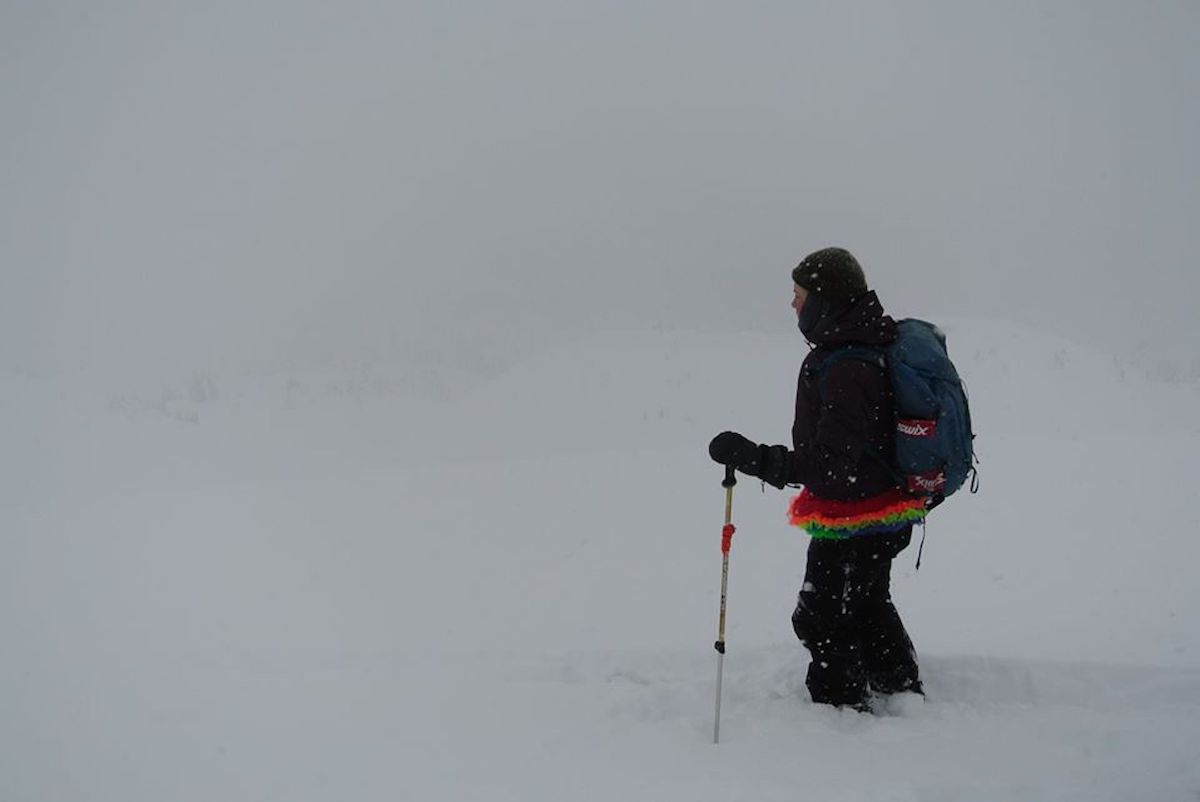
top-left (721, 524), bottom-right (735, 554)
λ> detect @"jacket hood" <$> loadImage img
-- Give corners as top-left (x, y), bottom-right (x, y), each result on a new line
top-left (802, 291), bottom-right (897, 348)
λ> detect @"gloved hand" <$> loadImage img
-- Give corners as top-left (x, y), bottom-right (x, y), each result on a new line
top-left (708, 431), bottom-right (791, 489)
top-left (708, 431), bottom-right (759, 468)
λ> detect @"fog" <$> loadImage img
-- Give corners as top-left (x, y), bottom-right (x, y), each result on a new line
top-left (5, 7), bottom-right (1200, 798)
top-left (4, 1), bottom-right (1198, 380)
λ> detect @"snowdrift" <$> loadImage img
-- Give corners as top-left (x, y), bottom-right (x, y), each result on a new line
top-left (3, 319), bottom-right (1198, 801)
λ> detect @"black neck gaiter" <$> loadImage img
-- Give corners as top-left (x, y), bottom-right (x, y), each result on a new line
top-left (798, 294), bottom-right (843, 342)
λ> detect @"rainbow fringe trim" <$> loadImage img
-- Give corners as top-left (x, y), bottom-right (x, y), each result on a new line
top-left (788, 488), bottom-right (927, 540)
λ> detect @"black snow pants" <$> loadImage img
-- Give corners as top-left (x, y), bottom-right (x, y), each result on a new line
top-left (791, 527), bottom-right (921, 708)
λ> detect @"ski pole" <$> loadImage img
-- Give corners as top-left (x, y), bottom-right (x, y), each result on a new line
top-left (713, 463), bottom-right (736, 744)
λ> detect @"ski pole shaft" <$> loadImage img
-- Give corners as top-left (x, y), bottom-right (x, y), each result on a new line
top-left (714, 464), bottom-right (736, 744)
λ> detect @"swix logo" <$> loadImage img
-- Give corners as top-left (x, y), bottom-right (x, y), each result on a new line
top-left (907, 471), bottom-right (946, 494)
top-left (897, 418), bottom-right (937, 438)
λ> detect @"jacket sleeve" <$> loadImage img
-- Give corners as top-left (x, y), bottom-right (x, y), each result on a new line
top-left (786, 360), bottom-right (876, 489)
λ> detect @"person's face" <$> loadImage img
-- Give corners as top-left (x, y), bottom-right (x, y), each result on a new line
top-left (791, 283), bottom-right (809, 319)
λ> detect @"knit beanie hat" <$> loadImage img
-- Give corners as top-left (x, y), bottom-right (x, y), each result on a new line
top-left (791, 247), bottom-right (868, 303)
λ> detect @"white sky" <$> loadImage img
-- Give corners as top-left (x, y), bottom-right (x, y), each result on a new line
top-left (3, 1), bottom-right (1198, 376)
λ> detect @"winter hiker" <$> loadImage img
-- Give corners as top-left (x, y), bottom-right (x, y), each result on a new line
top-left (708, 247), bottom-right (923, 712)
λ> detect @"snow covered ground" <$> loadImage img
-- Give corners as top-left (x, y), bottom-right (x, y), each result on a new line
top-left (3, 319), bottom-right (1199, 801)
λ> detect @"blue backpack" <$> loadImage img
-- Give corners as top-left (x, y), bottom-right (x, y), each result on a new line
top-left (821, 319), bottom-right (978, 508)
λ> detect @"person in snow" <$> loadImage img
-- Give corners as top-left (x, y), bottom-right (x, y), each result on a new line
top-left (708, 247), bottom-right (923, 712)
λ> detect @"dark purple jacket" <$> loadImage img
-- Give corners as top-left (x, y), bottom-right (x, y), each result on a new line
top-left (788, 291), bottom-right (900, 501)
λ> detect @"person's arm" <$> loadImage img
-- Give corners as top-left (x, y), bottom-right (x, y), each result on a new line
top-left (708, 361), bottom-right (876, 489)
top-left (786, 360), bottom-right (875, 488)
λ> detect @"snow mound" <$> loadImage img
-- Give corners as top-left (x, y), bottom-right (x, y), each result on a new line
top-left (3, 319), bottom-right (1199, 800)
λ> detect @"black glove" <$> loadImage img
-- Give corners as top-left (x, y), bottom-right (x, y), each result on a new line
top-left (708, 431), bottom-right (758, 468)
top-left (708, 431), bottom-right (792, 489)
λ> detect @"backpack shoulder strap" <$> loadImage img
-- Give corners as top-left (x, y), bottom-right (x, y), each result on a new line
top-left (807, 344), bottom-right (905, 488)
top-left (810, 345), bottom-right (886, 377)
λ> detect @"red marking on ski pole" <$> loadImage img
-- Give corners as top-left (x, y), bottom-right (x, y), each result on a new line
top-left (721, 524), bottom-right (736, 554)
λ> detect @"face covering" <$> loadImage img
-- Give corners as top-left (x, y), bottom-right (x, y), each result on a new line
top-left (798, 293), bottom-right (835, 339)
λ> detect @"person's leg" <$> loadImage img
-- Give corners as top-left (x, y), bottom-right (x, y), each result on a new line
top-left (791, 539), bottom-right (869, 708)
top-left (857, 557), bottom-right (922, 695)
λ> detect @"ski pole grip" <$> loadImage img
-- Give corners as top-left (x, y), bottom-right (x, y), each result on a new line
top-left (722, 464), bottom-right (736, 488)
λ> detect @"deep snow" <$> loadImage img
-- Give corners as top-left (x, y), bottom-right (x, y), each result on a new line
top-left (3, 319), bottom-right (1199, 801)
